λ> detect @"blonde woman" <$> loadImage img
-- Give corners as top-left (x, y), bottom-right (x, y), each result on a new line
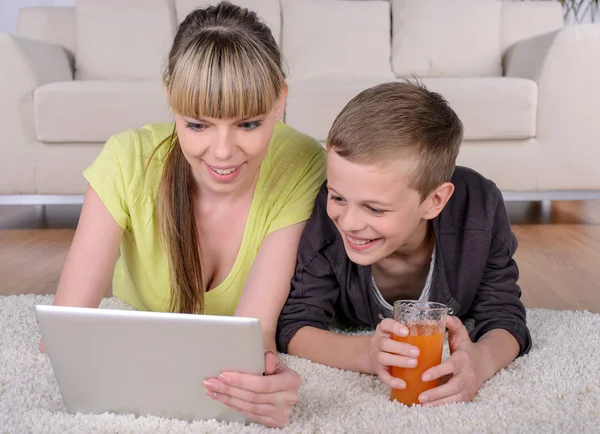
top-left (47, 1), bottom-right (326, 428)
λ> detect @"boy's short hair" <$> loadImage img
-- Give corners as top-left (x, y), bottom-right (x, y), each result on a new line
top-left (327, 81), bottom-right (464, 200)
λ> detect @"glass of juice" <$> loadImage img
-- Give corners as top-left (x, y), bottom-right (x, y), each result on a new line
top-left (390, 300), bottom-right (449, 406)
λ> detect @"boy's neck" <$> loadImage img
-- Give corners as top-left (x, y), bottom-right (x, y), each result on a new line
top-left (389, 219), bottom-right (434, 263)
top-left (371, 220), bottom-right (435, 303)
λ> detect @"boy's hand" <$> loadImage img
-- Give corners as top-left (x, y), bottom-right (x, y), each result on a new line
top-left (417, 316), bottom-right (484, 406)
top-left (369, 318), bottom-right (420, 390)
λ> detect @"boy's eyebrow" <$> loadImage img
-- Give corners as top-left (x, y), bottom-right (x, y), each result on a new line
top-left (327, 185), bottom-right (393, 207)
top-left (364, 200), bottom-right (393, 207)
top-left (326, 185), bottom-right (340, 195)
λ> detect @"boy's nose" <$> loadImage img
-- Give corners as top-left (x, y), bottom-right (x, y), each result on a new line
top-left (338, 209), bottom-right (366, 233)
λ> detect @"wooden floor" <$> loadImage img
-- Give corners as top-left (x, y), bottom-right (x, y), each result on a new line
top-left (1, 200), bottom-right (599, 313)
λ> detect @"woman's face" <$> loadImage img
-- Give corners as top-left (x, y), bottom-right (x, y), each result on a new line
top-left (174, 91), bottom-right (286, 196)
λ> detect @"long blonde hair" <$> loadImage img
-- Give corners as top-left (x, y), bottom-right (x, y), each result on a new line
top-left (157, 1), bottom-right (285, 314)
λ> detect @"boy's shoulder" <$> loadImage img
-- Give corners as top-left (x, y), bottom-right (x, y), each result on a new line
top-left (300, 181), bottom-right (341, 247)
top-left (441, 166), bottom-right (506, 232)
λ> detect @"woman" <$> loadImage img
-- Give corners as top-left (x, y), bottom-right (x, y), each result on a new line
top-left (46, 1), bottom-right (326, 428)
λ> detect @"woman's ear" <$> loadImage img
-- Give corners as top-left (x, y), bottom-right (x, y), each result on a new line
top-left (275, 83), bottom-right (288, 121)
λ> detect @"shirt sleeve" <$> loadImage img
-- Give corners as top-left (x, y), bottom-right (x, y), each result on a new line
top-left (266, 144), bottom-right (327, 235)
top-left (276, 185), bottom-right (341, 353)
top-left (82, 132), bottom-right (135, 230)
top-left (467, 192), bottom-right (532, 357)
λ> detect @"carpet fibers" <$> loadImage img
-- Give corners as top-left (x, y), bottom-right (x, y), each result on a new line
top-left (1, 295), bottom-right (599, 433)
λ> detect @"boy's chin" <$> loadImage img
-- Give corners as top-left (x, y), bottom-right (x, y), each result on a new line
top-left (344, 248), bottom-right (382, 266)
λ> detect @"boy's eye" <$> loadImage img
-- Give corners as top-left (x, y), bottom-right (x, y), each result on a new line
top-left (366, 206), bottom-right (385, 216)
top-left (240, 121), bottom-right (262, 131)
top-left (185, 122), bottom-right (206, 131)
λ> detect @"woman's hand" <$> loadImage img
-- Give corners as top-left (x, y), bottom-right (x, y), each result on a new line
top-left (418, 316), bottom-right (485, 406)
top-left (202, 350), bottom-right (300, 428)
top-left (369, 318), bottom-right (420, 390)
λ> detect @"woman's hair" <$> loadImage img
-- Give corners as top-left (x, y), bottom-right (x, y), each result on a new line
top-left (157, 1), bottom-right (286, 314)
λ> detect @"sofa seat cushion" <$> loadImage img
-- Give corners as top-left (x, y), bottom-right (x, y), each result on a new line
top-left (285, 77), bottom-right (537, 143)
top-left (34, 81), bottom-right (172, 143)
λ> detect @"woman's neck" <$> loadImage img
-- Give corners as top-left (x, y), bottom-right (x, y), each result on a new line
top-left (193, 167), bottom-right (260, 214)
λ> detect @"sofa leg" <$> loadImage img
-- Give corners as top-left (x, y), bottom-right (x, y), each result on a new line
top-left (37, 204), bottom-right (48, 228)
top-left (540, 200), bottom-right (552, 224)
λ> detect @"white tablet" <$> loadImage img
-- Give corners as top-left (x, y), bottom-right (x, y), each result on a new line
top-left (34, 304), bottom-right (265, 424)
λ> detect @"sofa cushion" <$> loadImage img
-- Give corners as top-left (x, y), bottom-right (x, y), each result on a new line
top-left (284, 77), bottom-right (537, 143)
top-left (500, 1), bottom-right (563, 53)
top-left (281, 0), bottom-right (394, 81)
top-left (34, 81), bottom-right (172, 143)
top-left (175, 0), bottom-right (281, 45)
top-left (17, 6), bottom-right (76, 55)
top-left (75, 0), bottom-right (177, 80)
top-left (391, 0), bottom-right (502, 77)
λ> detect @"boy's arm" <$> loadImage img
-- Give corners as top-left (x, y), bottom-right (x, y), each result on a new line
top-left (468, 192), bottom-right (532, 358)
top-left (276, 247), bottom-right (405, 376)
top-left (276, 185), bottom-right (373, 372)
top-left (275, 240), bottom-right (363, 366)
top-left (288, 328), bottom-right (373, 373)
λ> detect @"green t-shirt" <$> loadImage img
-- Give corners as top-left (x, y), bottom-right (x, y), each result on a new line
top-left (83, 122), bottom-right (326, 315)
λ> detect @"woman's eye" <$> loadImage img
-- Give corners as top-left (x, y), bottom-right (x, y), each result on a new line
top-left (240, 121), bottom-right (262, 131)
top-left (185, 122), bottom-right (206, 131)
top-left (366, 206), bottom-right (385, 216)
top-left (329, 195), bottom-right (345, 203)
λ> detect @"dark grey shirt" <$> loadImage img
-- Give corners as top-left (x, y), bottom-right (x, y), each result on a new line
top-left (276, 166), bottom-right (532, 357)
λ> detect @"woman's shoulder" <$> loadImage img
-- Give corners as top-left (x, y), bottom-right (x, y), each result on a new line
top-left (255, 123), bottom-right (326, 208)
top-left (262, 122), bottom-right (325, 185)
top-left (89, 123), bottom-right (175, 198)
top-left (106, 123), bottom-right (175, 161)
top-left (269, 122), bottom-right (324, 157)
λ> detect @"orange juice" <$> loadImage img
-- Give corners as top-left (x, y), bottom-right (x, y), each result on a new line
top-left (390, 323), bottom-right (445, 406)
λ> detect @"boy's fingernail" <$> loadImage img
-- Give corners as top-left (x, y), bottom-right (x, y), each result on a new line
top-left (407, 358), bottom-right (418, 367)
top-left (218, 374), bottom-right (231, 384)
top-left (420, 394), bottom-right (429, 403)
top-left (422, 374), bottom-right (431, 381)
top-left (410, 348), bottom-right (419, 357)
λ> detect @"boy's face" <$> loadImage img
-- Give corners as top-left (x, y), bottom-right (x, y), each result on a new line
top-left (326, 149), bottom-right (449, 266)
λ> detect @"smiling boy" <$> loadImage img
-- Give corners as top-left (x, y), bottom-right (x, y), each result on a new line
top-left (276, 81), bottom-right (532, 406)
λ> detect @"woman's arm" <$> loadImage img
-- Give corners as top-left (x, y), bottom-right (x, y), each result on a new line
top-left (202, 222), bottom-right (305, 428)
top-left (53, 184), bottom-right (124, 308)
top-left (234, 221), bottom-right (306, 351)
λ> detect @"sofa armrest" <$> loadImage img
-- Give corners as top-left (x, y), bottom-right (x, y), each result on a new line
top-left (0, 32), bottom-right (73, 86)
top-left (504, 24), bottom-right (600, 190)
top-left (0, 33), bottom-right (73, 194)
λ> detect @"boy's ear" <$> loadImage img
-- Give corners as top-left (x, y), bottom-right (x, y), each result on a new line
top-left (422, 182), bottom-right (455, 220)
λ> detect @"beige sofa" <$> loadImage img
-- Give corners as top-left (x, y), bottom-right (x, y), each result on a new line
top-left (1, 0), bottom-right (600, 202)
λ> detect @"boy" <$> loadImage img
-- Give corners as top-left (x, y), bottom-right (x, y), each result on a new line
top-left (276, 81), bottom-right (532, 407)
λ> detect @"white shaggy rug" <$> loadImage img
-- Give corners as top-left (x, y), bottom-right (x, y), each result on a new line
top-left (1, 295), bottom-right (599, 433)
